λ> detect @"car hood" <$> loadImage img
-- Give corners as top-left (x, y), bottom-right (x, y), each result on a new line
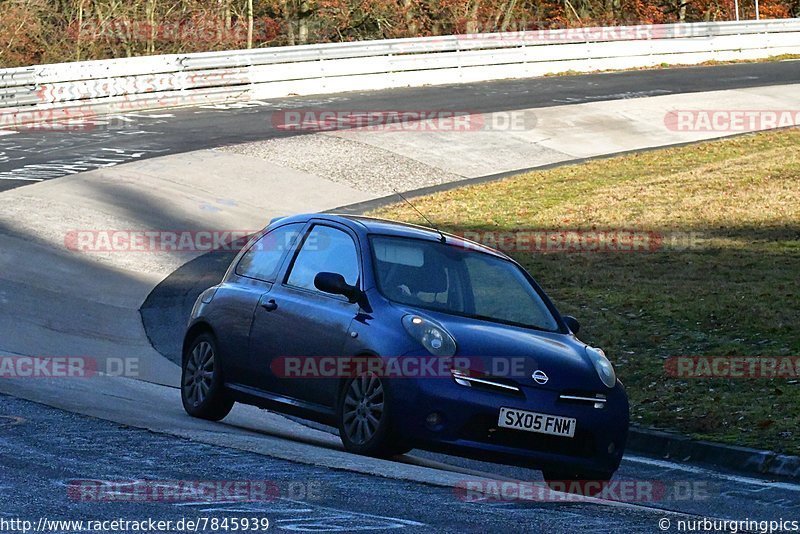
top-left (405, 308), bottom-right (605, 392)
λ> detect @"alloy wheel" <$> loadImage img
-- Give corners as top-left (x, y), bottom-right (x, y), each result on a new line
top-left (342, 373), bottom-right (385, 445)
top-left (183, 340), bottom-right (215, 407)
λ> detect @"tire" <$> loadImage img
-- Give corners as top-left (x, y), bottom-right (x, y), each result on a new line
top-left (542, 469), bottom-right (614, 497)
top-left (181, 332), bottom-right (234, 421)
top-left (337, 371), bottom-right (409, 457)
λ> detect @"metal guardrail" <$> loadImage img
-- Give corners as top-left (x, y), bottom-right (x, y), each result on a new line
top-left (0, 19), bottom-right (798, 123)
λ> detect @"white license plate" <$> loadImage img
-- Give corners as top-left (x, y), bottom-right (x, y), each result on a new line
top-left (498, 407), bottom-right (576, 438)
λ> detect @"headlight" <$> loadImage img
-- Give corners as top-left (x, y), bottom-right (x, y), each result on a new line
top-left (402, 315), bottom-right (457, 357)
top-left (586, 346), bottom-right (616, 388)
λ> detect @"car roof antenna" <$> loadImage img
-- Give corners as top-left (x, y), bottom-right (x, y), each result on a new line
top-left (393, 189), bottom-right (447, 243)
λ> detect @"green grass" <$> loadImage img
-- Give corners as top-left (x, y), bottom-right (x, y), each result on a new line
top-left (369, 128), bottom-right (800, 454)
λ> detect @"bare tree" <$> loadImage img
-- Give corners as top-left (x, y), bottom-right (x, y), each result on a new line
top-left (247, 0), bottom-right (254, 48)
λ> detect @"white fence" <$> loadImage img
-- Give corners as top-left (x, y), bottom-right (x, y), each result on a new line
top-left (1, 19), bottom-right (799, 123)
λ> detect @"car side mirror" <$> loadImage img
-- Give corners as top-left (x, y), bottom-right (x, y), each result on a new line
top-left (314, 272), bottom-right (361, 303)
top-left (563, 315), bottom-right (580, 334)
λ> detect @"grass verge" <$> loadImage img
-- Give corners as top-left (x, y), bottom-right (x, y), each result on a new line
top-left (369, 128), bottom-right (800, 454)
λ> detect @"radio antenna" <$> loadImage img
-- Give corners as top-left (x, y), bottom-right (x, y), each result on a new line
top-left (393, 189), bottom-right (446, 243)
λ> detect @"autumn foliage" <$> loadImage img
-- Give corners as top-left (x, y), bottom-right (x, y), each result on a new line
top-left (0, 0), bottom-right (796, 67)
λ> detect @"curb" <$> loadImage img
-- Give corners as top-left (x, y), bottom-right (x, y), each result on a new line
top-left (329, 127), bottom-right (787, 217)
top-left (628, 426), bottom-right (800, 481)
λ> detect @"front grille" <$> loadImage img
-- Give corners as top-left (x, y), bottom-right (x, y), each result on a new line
top-left (459, 414), bottom-right (595, 458)
top-left (451, 369), bottom-right (524, 397)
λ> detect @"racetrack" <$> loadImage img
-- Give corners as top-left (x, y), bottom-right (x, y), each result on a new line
top-left (1, 61), bottom-right (799, 190)
top-left (1, 61), bottom-right (799, 531)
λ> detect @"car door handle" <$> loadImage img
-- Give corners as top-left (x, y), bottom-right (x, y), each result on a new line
top-left (260, 299), bottom-right (278, 312)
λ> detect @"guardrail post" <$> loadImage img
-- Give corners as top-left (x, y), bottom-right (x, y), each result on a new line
top-left (456, 37), bottom-right (462, 81)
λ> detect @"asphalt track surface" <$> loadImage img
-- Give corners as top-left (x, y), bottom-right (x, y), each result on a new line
top-left (0, 394), bottom-right (685, 533)
top-left (3, 393), bottom-right (799, 533)
top-left (1, 61), bottom-right (799, 192)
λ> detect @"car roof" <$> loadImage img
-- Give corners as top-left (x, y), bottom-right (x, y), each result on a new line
top-left (269, 213), bottom-right (511, 260)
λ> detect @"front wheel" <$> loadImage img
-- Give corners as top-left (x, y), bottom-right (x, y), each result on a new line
top-left (181, 332), bottom-right (234, 421)
top-left (337, 372), bottom-right (409, 457)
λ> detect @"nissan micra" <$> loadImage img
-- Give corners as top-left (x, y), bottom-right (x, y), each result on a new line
top-left (181, 213), bottom-right (629, 484)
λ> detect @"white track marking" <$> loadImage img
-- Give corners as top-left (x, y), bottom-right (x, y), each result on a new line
top-left (624, 455), bottom-right (800, 491)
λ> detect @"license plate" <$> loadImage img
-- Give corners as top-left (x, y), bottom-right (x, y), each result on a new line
top-left (498, 407), bottom-right (576, 438)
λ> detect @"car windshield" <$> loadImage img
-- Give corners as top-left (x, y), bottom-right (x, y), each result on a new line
top-left (370, 236), bottom-right (559, 331)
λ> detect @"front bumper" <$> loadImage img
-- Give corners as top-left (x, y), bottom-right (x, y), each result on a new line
top-left (390, 365), bottom-right (630, 474)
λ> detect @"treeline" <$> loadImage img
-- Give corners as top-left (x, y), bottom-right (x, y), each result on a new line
top-left (1, 0), bottom-right (796, 67)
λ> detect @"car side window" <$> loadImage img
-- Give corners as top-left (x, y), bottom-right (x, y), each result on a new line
top-left (235, 223), bottom-right (305, 282)
top-left (286, 225), bottom-right (359, 292)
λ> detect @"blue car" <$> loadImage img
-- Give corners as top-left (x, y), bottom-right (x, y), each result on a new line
top-left (181, 213), bottom-right (629, 483)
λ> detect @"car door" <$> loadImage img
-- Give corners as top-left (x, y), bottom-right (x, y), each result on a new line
top-left (247, 222), bottom-right (361, 407)
top-left (216, 222), bottom-right (305, 386)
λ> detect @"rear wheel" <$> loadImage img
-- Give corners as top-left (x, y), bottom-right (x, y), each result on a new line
top-left (337, 372), bottom-right (409, 457)
top-left (181, 332), bottom-right (234, 421)
top-left (542, 469), bottom-right (614, 497)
